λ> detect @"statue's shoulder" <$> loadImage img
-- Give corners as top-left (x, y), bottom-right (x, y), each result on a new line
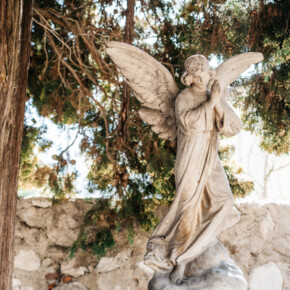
top-left (176, 88), bottom-right (192, 105)
top-left (176, 88), bottom-right (201, 109)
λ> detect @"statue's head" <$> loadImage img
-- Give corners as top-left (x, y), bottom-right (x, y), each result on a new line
top-left (181, 55), bottom-right (215, 87)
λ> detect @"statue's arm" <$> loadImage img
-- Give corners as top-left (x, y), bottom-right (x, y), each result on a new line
top-left (214, 102), bottom-right (224, 120)
top-left (215, 99), bottom-right (242, 137)
top-left (175, 94), bottom-right (214, 135)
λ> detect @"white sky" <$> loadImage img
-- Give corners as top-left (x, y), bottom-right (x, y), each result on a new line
top-left (221, 130), bottom-right (290, 203)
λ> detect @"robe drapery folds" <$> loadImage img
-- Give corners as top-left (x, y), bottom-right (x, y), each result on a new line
top-left (144, 88), bottom-right (242, 271)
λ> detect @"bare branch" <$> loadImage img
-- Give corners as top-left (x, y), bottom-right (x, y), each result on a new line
top-left (44, 29), bottom-right (116, 165)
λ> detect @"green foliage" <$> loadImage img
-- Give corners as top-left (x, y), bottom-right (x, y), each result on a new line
top-left (69, 227), bottom-right (115, 259)
top-left (173, 0), bottom-right (289, 154)
top-left (68, 198), bottom-right (148, 258)
top-left (241, 64), bottom-right (289, 155)
top-left (20, 0), bottom-right (289, 257)
top-left (126, 226), bottom-right (135, 246)
top-left (92, 228), bottom-right (115, 257)
top-left (69, 200), bottom-right (116, 258)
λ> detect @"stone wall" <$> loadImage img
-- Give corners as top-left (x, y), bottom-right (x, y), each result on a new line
top-left (13, 198), bottom-right (290, 290)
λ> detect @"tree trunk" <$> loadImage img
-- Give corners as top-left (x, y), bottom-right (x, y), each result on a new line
top-left (119, 0), bottom-right (135, 141)
top-left (0, 1), bottom-right (34, 289)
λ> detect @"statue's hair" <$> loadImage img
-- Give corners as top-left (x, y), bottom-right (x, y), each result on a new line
top-left (181, 55), bottom-right (215, 86)
top-left (184, 54), bottom-right (208, 71)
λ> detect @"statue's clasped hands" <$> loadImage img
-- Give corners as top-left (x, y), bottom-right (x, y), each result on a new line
top-left (209, 80), bottom-right (221, 108)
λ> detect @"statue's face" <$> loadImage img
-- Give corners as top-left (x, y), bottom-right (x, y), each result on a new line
top-left (192, 67), bottom-right (210, 88)
top-left (187, 58), bottom-right (211, 88)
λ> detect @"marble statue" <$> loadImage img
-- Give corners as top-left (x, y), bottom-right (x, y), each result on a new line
top-left (106, 42), bottom-right (263, 289)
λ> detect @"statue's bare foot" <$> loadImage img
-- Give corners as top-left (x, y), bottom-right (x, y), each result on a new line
top-left (169, 262), bottom-right (186, 285)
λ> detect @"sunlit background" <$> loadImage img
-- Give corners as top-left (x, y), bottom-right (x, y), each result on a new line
top-left (19, 62), bottom-right (290, 202)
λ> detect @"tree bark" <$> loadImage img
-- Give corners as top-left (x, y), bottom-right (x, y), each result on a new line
top-left (119, 0), bottom-right (135, 141)
top-left (0, 1), bottom-right (34, 289)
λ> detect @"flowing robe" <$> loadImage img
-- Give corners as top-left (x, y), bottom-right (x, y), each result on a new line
top-left (144, 88), bottom-right (242, 271)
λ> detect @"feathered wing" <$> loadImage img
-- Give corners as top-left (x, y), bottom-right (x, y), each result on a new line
top-left (106, 41), bottom-right (180, 141)
top-left (213, 52), bottom-right (264, 95)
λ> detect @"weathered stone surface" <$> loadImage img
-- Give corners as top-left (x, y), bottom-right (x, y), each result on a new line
top-left (13, 269), bottom-right (47, 290)
top-left (32, 198), bottom-right (52, 208)
top-left (95, 236), bottom-right (153, 290)
top-left (148, 241), bottom-right (247, 290)
top-left (96, 257), bottom-right (117, 273)
top-left (54, 282), bottom-right (88, 290)
top-left (17, 206), bottom-right (52, 228)
top-left (219, 202), bottom-right (290, 286)
top-left (12, 199), bottom-right (290, 290)
top-left (259, 211), bottom-right (275, 239)
top-left (12, 278), bottom-right (21, 287)
top-left (136, 261), bottom-right (155, 275)
top-left (47, 227), bottom-right (78, 247)
top-left (248, 262), bottom-right (283, 290)
top-left (14, 250), bottom-right (41, 271)
top-left (42, 258), bottom-right (53, 268)
top-left (96, 249), bottom-right (132, 273)
top-left (61, 258), bottom-right (88, 277)
top-left (278, 262), bottom-right (290, 289)
top-left (222, 206), bottom-right (241, 231)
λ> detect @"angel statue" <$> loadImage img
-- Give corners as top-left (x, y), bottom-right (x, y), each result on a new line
top-left (107, 42), bottom-right (263, 289)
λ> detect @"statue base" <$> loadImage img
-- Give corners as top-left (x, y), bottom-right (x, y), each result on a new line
top-left (148, 240), bottom-right (247, 290)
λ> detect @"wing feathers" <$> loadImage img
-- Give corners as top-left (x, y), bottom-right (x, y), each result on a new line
top-left (106, 42), bottom-right (179, 102)
top-left (138, 108), bottom-right (164, 125)
top-left (215, 52), bottom-right (264, 88)
top-left (106, 41), bottom-right (179, 140)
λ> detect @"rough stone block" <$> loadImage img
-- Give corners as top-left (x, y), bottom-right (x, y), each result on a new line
top-left (54, 282), bottom-right (88, 290)
top-left (249, 262), bottom-right (283, 290)
top-left (32, 198), bottom-right (53, 208)
top-left (14, 250), bottom-right (40, 272)
top-left (61, 258), bottom-right (88, 277)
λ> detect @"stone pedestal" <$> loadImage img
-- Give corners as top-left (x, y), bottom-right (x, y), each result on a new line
top-left (148, 240), bottom-right (247, 290)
